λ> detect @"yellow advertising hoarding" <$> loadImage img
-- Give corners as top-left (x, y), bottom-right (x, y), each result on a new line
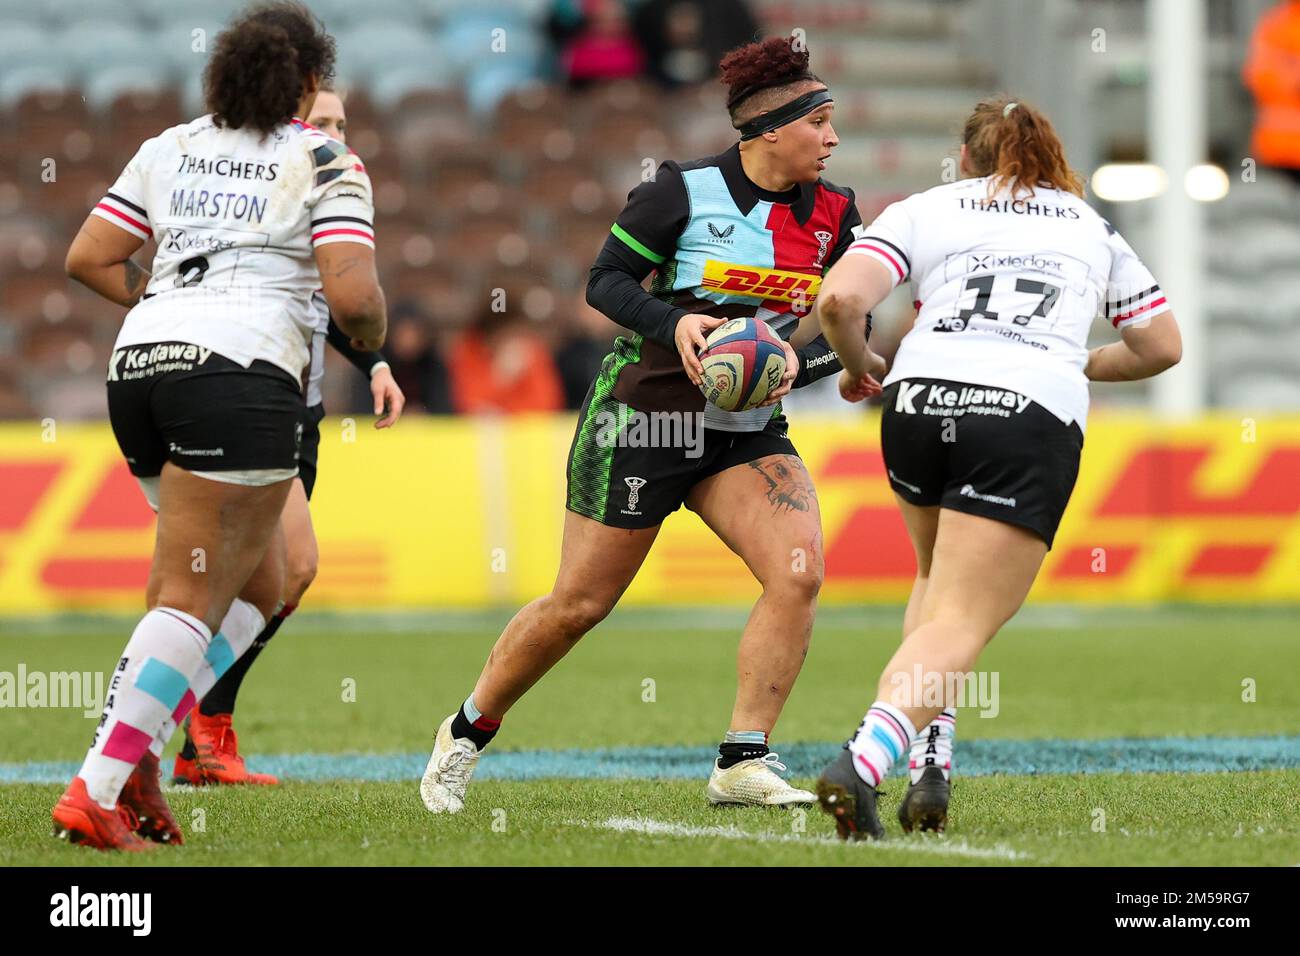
top-left (0, 414), bottom-right (1296, 612)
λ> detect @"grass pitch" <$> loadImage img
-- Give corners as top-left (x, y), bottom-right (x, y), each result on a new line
top-left (1, 606), bottom-right (1296, 866)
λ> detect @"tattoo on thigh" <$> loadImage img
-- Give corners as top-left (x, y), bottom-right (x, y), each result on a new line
top-left (748, 456), bottom-right (816, 514)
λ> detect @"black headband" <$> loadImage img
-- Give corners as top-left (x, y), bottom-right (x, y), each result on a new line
top-left (726, 69), bottom-right (816, 109)
top-left (734, 87), bottom-right (833, 141)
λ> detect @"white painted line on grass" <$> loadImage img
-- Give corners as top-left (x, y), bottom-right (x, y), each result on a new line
top-left (580, 816), bottom-right (1030, 861)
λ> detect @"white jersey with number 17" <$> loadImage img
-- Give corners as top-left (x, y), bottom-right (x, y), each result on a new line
top-left (845, 177), bottom-right (1170, 431)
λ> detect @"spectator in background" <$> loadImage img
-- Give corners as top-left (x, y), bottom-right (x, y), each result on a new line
top-left (548, 0), bottom-right (646, 87)
top-left (633, 0), bottom-right (760, 88)
top-left (380, 302), bottom-right (453, 413)
top-left (1244, 0), bottom-right (1300, 184)
top-left (449, 288), bottom-right (565, 414)
top-left (553, 291), bottom-right (618, 408)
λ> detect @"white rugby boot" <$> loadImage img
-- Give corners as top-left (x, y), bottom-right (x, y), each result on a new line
top-left (706, 752), bottom-right (817, 806)
top-left (420, 715), bottom-right (480, 814)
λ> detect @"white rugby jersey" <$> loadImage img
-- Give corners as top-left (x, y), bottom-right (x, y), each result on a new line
top-left (305, 290), bottom-right (329, 408)
top-left (93, 115), bottom-right (375, 381)
top-left (846, 177), bottom-right (1170, 431)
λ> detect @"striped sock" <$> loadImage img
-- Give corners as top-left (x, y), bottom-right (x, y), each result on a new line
top-left (909, 708), bottom-right (956, 783)
top-left (150, 599), bottom-right (267, 757)
top-left (718, 730), bottom-right (768, 768)
top-left (78, 608), bottom-right (212, 808)
top-left (847, 702), bottom-right (916, 788)
top-left (450, 694), bottom-right (500, 751)
top-left (200, 600), bottom-right (294, 716)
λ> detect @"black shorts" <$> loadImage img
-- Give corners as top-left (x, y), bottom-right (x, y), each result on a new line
top-left (299, 402), bottom-right (326, 500)
top-left (107, 342), bottom-right (303, 478)
top-left (880, 378), bottom-right (1083, 548)
top-left (566, 380), bottom-right (799, 529)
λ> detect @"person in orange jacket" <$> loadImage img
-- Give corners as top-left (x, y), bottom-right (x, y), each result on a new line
top-left (448, 289), bottom-right (565, 415)
top-left (1244, 0), bottom-right (1300, 182)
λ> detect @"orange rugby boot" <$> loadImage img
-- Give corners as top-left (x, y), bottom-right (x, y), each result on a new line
top-left (172, 747), bottom-right (203, 786)
top-left (51, 776), bottom-right (152, 852)
top-left (120, 751), bottom-right (184, 844)
top-left (188, 711), bottom-right (280, 785)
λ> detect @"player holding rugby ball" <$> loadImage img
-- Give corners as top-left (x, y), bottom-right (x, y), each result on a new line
top-left (421, 37), bottom-right (886, 814)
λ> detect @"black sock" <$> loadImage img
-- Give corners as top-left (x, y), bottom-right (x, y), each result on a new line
top-left (717, 741), bottom-right (770, 769)
top-left (199, 604), bottom-right (294, 718)
top-left (450, 701), bottom-right (500, 751)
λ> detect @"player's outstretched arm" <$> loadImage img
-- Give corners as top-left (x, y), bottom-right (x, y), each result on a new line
top-left (364, 366), bottom-right (405, 428)
top-left (315, 242), bottom-right (387, 351)
top-left (325, 317), bottom-right (405, 427)
top-left (1084, 311), bottom-right (1182, 382)
top-left (815, 254), bottom-right (893, 380)
top-left (65, 215), bottom-right (150, 308)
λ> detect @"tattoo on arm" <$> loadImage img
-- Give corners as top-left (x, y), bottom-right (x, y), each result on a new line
top-left (322, 255), bottom-right (362, 279)
top-left (123, 260), bottom-right (150, 302)
top-left (748, 455), bottom-right (817, 515)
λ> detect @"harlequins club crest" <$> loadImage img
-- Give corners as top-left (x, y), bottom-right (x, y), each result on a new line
top-left (624, 476), bottom-right (647, 512)
top-left (813, 230), bottom-right (833, 266)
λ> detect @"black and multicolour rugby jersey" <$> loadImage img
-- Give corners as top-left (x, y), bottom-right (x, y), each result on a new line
top-left (587, 142), bottom-right (861, 432)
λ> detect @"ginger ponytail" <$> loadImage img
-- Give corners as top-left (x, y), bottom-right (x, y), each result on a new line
top-left (962, 96), bottom-right (1085, 199)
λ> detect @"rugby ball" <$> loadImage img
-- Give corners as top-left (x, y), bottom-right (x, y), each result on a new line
top-left (697, 317), bottom-right (787, 412)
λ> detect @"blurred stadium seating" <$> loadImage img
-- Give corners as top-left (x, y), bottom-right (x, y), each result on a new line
top-left (0, 0), bottom-right (1294, 417)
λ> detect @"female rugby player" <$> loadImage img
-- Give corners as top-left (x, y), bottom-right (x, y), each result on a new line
top-left (422, 37), bottom-right (886, 813)
top-left (812, 97), bottom-right (1182, 839)
top-left (172, 87), bottom-right (406, 786)
top-left (55, 1), bottom-right (385, 849)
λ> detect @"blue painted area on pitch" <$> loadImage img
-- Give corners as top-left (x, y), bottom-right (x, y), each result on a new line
top-left (5, 736), bottom-right (1300, 784)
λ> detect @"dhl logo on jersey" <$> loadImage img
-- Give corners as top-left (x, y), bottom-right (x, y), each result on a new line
top-left (699, 260), bottom-right (822, 305)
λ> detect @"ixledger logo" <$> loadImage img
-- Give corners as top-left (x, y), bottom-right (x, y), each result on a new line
top-left (50, 886), bottom-right (152, 936)
top-left (966, 252), bottom-right (1062, 273)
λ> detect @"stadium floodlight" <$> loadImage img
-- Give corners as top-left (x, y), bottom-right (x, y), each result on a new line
top-left (1090, 163), bottom-right (1167, 202)
top-left (1184, 164), bottom-right (1229, 202)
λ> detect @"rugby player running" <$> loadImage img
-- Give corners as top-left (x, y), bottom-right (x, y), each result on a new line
top-left (811, 97), bottom-right (1182, 839)
top-left (54, 1), bottom-right (385, 849)
top-left (421, 37), bottom-right (887, 814)
top-left (172, 86), bottom-right (406, 786)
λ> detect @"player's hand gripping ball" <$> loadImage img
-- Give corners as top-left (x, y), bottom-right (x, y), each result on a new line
top-left (696, 317), bottom-right (788, 412)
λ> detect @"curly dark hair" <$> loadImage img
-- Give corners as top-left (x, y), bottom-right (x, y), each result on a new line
top-left (203, 1), bottom-right (336, 135)
top-left (719, 35), bottom-right (822, 124)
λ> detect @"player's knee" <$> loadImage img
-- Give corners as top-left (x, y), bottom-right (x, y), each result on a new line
top-left (284, 553), bottom-right (318, 605)
top-left (150, 585), bottom-right (218, 633)
top-left (238, 567), bottom-right (284, 623)
top-left (791, 565), bottom-right (824, 603)
top-left (925, 611), bottom-right (994, 653)
top-left (545, 591), bottom-right (615, 638)
top-left (764, 556), bottom-right (824, 604)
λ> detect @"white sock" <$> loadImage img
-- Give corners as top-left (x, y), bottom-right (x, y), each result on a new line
top-left (78, 608), bottom-right (211, 808)
top-left (848, 701), bottom-right (916, 788)
top-left (150, 599), bottom-right (267, 755)
top-left (909, 708), bottom-right (956, 783)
